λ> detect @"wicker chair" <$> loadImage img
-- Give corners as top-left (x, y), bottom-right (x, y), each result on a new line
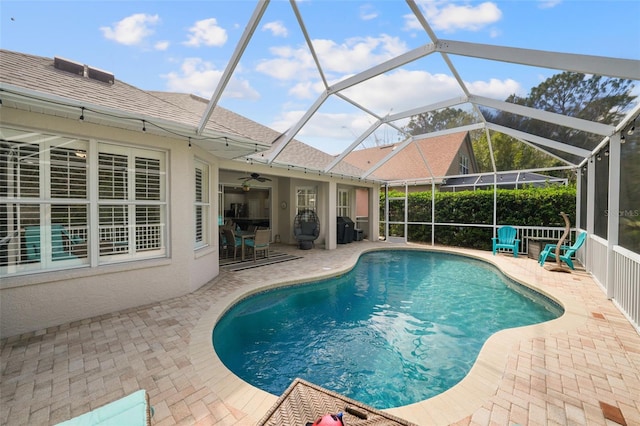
top-left (293, 209), bottom-right (320, 250)
top-left (245, 229), bottom-right (270, 261)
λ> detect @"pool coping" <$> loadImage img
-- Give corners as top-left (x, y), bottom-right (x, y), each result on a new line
top-left (188, 244), bottom-right (590, 425)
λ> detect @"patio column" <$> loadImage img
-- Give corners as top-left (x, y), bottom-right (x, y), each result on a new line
top-left (606, 134), bottom-right (621, 299)
top-left (369, 184), bottom-right (380, 242)
top-left (326, 180), bottom-right (337, 250)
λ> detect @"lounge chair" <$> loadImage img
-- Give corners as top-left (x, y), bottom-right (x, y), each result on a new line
top-left (539, 231), bottom-right (587, 270)
top-left (492, 226), bottom-right (520, 258)
top-left (245, 229), bottom-right (270, 261)
top-left (56, 389), bottom-right (152, 426)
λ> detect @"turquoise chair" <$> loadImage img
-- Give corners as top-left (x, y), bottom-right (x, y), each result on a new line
top-left (245, 229), bottom-right (270, 261)
top-left (539, 232), bottom-right (587, 270)
top-left (222, 228), bottom-right (242, 260)
top-left (492, 226), bottom-right (520, 257)
top-left (56, 389), bottom-right (152, 425)
top-left (24, 225), bottom-right (82, 261)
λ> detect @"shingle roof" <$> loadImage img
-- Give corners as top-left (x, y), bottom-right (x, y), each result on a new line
top-left (0, 50), bottom-right (214, 130)
top-left (343, 131), bottom-right (469, 181)
top-left (0, 49), bottom-right (370, 180)
top-left (151, 91), bottom-right (367, 177)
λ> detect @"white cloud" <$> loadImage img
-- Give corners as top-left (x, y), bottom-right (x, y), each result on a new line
top-left (405, 1), bottom-right (502, 33)
top-left (315, 34), bottom-right (407, 73)
top-left (335, 69), bottom-right (521, 122)
top-left (466, 78), bottom-right (521, 99)
top-left (263, 21), bottom-right (288, 37)
top-left (359, 4), bottom-right (379, 21)
top-left (538, 0), bottom-right (562, 9)
top-left (155, 40), bottom-right (170, 51)
top-left (256, 46), bottom-right (316, 81)
top-left (288, 82), bottom-right (316, 99)
top-left (184, 18), bottom-right (227, 47)
top-left (256, 34), bottom-right (408, 83)
top-left (162, 58), bottom-right (259, 99)
top-left (270, 110), bottom-right (306, 133)
top-left (268, 70), bottom-right (521, 153)
top-left (100, 13), bottom-right (160, 46)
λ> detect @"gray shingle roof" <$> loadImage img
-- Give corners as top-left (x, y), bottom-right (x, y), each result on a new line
top-left (0, 49), bottom-right (370, 179)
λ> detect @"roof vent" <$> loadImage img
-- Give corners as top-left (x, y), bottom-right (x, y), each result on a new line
top-left (54, 56), bottom-right (84, 76)
top-left (87, 66), bottom-right (115, 84)
top-left (53, 56), bottom-right (115, 84)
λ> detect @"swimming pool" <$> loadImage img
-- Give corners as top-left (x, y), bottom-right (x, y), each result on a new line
top-left (213, 250), bottom-right (563, 409)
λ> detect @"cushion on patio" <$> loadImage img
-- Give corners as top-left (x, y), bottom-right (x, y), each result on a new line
top-left (56, 390), bottom-right (151, 426)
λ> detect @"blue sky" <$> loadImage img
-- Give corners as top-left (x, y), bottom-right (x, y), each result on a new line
top-left (2, 0), bottom-right (639, 154)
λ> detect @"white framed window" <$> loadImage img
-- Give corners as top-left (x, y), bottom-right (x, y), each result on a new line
top-left (194, 159), bottom-right (210, 249)
top-left (296, 186), bottom-right (317, 214)
top-left (0, 126), bottom-right (167, 277)
top-left (337, 189), bottom-right (350, 217)
top-left (460, 154), bottom-right (469, 175)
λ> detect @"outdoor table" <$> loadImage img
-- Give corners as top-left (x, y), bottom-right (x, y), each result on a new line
top-left (258, 378), bottom-right (416, 426)
top-left (236, 230), bottom-right (255, 261)
top-left (527, 237), bottom-right (558, 260)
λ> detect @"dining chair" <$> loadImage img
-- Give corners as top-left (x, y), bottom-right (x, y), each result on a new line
top-left (245, 229), bottom-right (270, 261)
top-left (222, 228), bottom-right (242, 260)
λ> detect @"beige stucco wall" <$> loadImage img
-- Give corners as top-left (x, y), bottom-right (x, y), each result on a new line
top-left (0, 109), bottom-right (221, 338)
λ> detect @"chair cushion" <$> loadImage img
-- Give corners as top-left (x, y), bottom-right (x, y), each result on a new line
top-left (300, 221), bottom-right (316, 235)
top-left (56, 390), bottom-right (150, 425)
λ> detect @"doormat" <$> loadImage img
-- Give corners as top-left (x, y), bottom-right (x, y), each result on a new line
top-left (221, 251), bottom-right (303, 272)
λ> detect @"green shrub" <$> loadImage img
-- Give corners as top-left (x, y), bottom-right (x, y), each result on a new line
top-left (381, 186), bottom-right (576, 248)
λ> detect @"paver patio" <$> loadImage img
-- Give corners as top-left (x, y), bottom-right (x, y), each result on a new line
top-left (1, 241), bottom-right (639, 425)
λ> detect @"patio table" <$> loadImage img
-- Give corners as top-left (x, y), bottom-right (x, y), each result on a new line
top-left (258, 378), bottom-right (416, 426)
top-left (236, 230), bottom-right (255, 261)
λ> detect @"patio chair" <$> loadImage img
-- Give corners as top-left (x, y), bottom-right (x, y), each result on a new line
top-left (539, 231), bottom-right (587, 270)
top-left (294, 209), bottom-right (320, 250)
top-left (245, 229), bottom-right (270, 261)
top-left (56, 389), bottom-right (152, 425)
top-left (492, 226), bottom-right (520, 257)
top-left (25, 224), bottom-right (82, 261)
top-left (222, 228), bottom-right (242, 260)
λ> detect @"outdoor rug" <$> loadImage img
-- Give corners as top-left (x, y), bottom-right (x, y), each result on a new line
top-left (220, 251), bottom-right (303, 272)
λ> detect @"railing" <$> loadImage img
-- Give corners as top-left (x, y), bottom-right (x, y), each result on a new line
top-left (613, 246), bottom-right (640, 332)
top-left (588, 235), bottom-right (608, 290)
top-left (516, 226), bottom-right (577, 256)
top-left (394, 222), bottom-right (575, 256)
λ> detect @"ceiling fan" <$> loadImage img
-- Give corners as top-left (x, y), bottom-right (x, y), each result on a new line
top-left (239, 172), bottom-right (272, 184)
top-left (238, 173), bottom-right (271, 191)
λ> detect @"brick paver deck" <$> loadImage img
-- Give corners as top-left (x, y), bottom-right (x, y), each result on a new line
top-left (1, 242), bottom-right (639, 425)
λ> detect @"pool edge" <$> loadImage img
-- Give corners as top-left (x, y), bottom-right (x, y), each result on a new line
top-left (189, 243), bottom-right (591, 425)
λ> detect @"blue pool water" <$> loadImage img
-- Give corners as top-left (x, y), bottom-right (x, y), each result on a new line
top-left (213, 250), bottom-right (563, 409)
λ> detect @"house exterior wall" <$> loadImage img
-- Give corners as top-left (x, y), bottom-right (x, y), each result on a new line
top-left (0, 109), bottom-right (221, 338)
top-left (444, 134), bottom-right (477, 176)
